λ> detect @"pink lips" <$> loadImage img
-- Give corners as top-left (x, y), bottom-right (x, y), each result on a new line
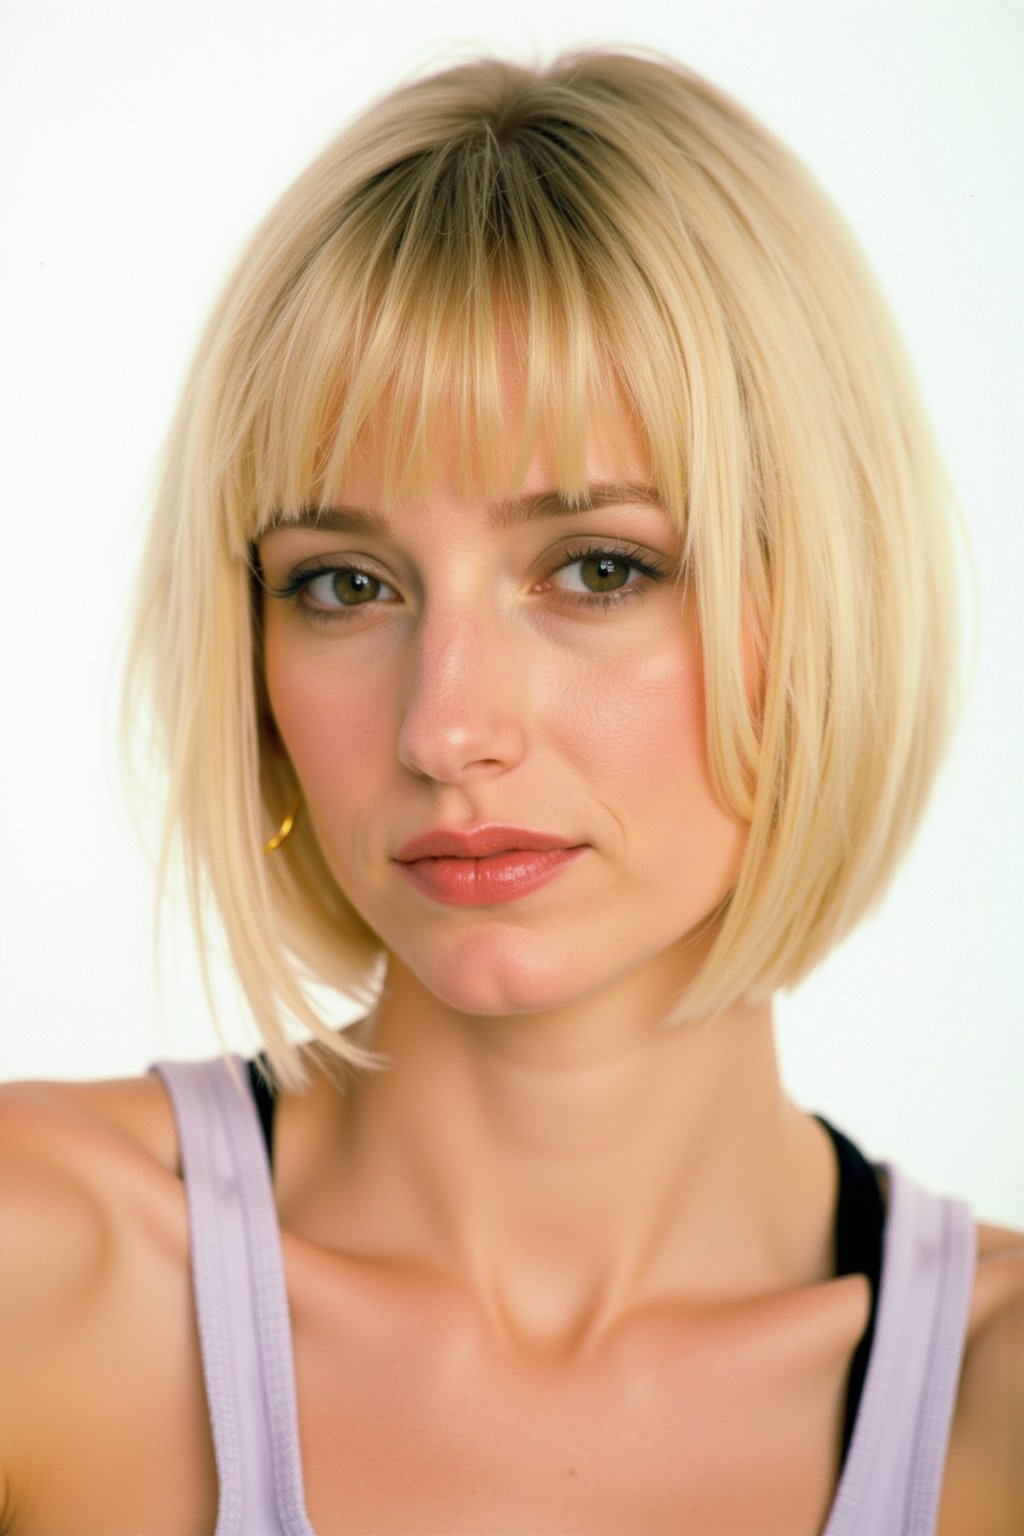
top-left (393, 825), bottom-right (586, 906)
top-left (395, 825), bottom-right (577, 861)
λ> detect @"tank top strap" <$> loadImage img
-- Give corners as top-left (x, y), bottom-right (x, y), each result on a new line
top-left (822, 1162), bottom-right (977, 1536)
top-left (151, 1057), bottom-right (314, 1536)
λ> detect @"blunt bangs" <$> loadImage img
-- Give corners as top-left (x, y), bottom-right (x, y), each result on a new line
top-left (212, 100), bottom-right (709, 559)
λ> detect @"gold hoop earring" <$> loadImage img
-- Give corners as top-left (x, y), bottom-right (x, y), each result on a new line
top-left (263, 793), bottom-right (302, 854)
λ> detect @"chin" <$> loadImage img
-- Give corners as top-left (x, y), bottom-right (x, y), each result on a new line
top-left (400, 927), bottom-right (608, 1018)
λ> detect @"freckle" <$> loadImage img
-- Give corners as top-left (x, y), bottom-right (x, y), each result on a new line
top-left (565, 1466), bottom-right (578, 1477)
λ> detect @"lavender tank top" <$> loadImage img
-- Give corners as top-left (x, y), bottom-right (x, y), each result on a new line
top-left (152, 1056), bottom-right (977, 1536)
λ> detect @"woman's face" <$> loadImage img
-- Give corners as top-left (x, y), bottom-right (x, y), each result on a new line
top-left (258, 406), bottom-right (749, 1019)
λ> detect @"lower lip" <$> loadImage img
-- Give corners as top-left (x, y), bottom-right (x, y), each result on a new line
top-left (396, 847), bottom-right (586, 906)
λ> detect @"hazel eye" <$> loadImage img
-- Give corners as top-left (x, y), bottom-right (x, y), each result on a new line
top-left (305, 568), bottom-right (387, 607)
top-left (571, 554), bottom-right (632, 594)
top-left (545, 543), bottom-right (667, 608)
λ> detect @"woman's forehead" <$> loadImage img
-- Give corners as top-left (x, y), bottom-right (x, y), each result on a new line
top-left (314, 382), bottom-right (652, 512)
top-left (265, 483), bottom-right (670, 552)
top-left (236, 294), bottom-right (671, 547)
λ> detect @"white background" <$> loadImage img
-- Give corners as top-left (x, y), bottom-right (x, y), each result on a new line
top-left (1, 1), bottom-right (1021, 1223)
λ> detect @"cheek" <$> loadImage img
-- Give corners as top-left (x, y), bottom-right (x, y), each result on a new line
top-left (264, 631), bottom-right (387, 804)
top-left (558, 634), bottom-right (711, 806)
top-left (574, 633), bottom-right (747, 897)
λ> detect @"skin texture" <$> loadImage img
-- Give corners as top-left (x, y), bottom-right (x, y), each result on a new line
top-left (1, 400), bottom-right (1021, 1532)
top-left (262, 435), bottom-right (745, 1028)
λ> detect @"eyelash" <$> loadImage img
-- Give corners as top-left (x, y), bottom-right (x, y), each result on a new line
top-left (264, 542), bottom-right (669, 622)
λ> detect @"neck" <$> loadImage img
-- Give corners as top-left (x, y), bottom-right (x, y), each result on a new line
top-left (306, 962), bottom-right (834, 1357)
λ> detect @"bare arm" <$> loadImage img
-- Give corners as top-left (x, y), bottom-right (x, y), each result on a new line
top-left (0, 1078), bottom-right (214, 1536)
top-left (940, 1225), bottom-right (1024, 1536)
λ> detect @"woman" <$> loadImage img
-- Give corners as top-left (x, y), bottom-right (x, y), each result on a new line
top-left (0, 49), bottom-right (1020, 1536)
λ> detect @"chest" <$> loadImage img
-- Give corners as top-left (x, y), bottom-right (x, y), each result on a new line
top-left (27, 1229), bottom-right (975, 1536)
top-left (286, 1262), bottom-right (861, 1536)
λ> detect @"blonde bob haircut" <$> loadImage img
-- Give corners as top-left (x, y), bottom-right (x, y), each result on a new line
top-left (126, 49), bottom-right (961, 1088)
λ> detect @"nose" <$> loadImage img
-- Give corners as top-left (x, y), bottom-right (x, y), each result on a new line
top-left (396, 604), bottom-right (530, 785)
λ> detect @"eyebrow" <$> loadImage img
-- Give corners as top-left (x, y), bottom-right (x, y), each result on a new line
top-left (265, 481), bottom-right (664, 537)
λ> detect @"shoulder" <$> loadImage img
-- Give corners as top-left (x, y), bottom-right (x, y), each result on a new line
top-left (0, 1073), bottom-right (186, 1521)
top-left (0, 1071), bottom-right (181, 1298)
top-left (0, 1070), bottom-right (182, 1166)
top-left (0, 1070), bottom-right (184, 1286)
top-left (939, 1218), bottom-right (1024, 1536)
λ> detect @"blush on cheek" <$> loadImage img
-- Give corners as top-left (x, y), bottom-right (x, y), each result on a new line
top-left (592, 640), bottom-right (746, 907)
top-left (566, 640), bottom-right (708, 793)
top-left (264, 644), bottom-right (389, 842)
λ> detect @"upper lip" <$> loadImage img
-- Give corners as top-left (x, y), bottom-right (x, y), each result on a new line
top-left (394, 825), bottom-right (581, 861)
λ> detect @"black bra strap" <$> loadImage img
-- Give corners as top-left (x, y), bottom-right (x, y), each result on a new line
top-left (814, 1114), bottom-right (886, 1460)
top-left (246, 1054), bottom-right (278, 1173)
